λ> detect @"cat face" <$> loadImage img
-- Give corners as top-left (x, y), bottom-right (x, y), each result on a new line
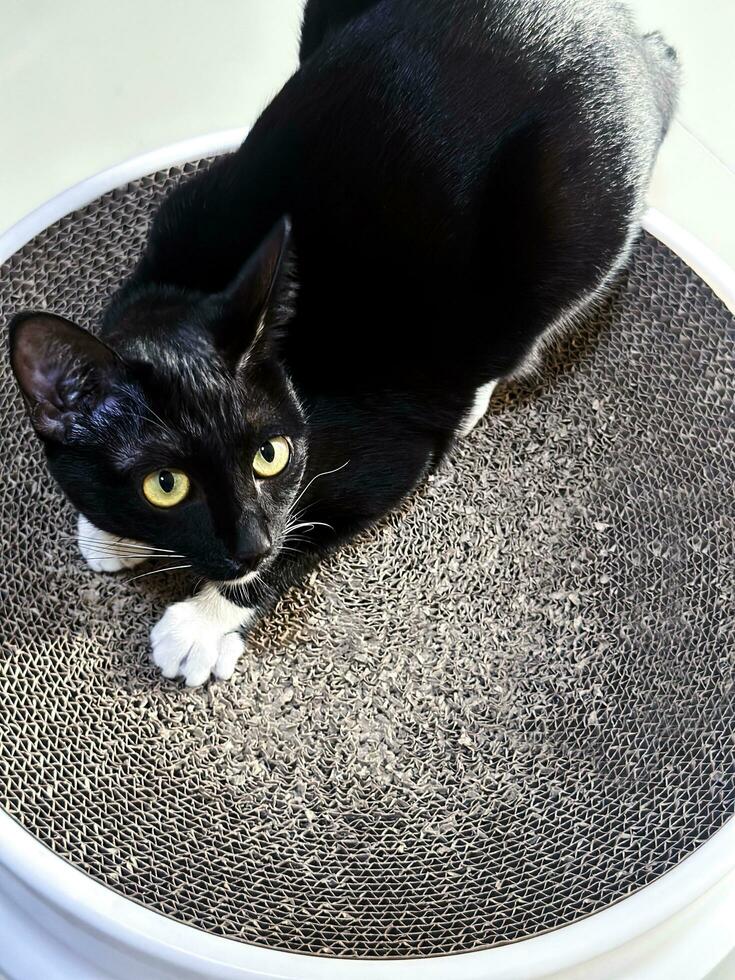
top-left (9, 219), bottom-right (307, 583)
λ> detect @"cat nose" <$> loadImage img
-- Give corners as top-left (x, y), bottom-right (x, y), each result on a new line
top-left (233, 525), bottom-right (272, 573)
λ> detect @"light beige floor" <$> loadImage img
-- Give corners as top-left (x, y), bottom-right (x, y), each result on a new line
top-left (1, 0), bottom-right (734, 272)
top-left (628, 0), bottom-right (735, 268)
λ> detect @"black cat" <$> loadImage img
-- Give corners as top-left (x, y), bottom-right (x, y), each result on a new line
top-left (9, 0), bottom-right (679, 685)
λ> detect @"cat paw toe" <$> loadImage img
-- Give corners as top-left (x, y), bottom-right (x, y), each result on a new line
top-left (149, 591), bottom-right (251, 687)
top-left (77, 514), bottom-right (146, 573)
top-left (214, 633), bottom-right (247, 680)
top-left (84, 554), bottom-right (136, 573)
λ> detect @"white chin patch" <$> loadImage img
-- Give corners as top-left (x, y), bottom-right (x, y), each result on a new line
top-left (77, 514), bottom-right (148, 573)
top-left (150, 585), bottom-right (254, 687)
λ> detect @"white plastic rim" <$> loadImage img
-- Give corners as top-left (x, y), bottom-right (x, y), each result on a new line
top-left (0, 131), bottom-right (734, 980)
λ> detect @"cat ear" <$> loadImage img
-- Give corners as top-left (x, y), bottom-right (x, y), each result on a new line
top-left (9, 312), bottom-right (121, 443)
top-left (216, 216), bottom-right (295, 368)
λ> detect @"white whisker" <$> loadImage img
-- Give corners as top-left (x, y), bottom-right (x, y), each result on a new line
top-left (84, 553), bottom-right (185, 561)
top-left (128, 563), bottom-right (192, 583)
top-left (290, 460), bottom-right (350, 511)
top-left (109, 536), bottom-right (179, 554)
top-left (76, 540), bottom-right (183, 554)
top-left (76, 542), bottom-right (185, 558)
top-left (144, 404), bottom-right (168, 428)
top-left (126, 406), bottom-right (171, 435)
top-left (285, 520), bottom-right (334, 534)
top-left (75, 535), bottom-right (179, 555)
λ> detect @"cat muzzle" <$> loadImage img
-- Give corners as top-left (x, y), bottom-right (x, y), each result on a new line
top-left (231, 524), bottom-right (272, 577)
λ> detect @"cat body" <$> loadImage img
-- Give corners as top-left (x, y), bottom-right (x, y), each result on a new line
top-left (9, 0), bottom-right (679, 684)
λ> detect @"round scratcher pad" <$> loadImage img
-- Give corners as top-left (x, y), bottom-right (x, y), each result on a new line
top-left (0, 161), bottom-right (733, 958)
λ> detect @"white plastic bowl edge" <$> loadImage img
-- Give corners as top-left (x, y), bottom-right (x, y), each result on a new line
top-left (0, 131), bottom-right (733, 980)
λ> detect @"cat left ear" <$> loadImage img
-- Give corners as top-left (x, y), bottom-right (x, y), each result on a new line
top-left (9, 311), bottom-right (121, 443)
top-left (215, 216), bottom-right (295, 369)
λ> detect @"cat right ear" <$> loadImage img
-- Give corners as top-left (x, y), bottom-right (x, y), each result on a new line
top-left (9, 312), bottom-right (120, 443)
top-left (214, 217), bottom-right (296, 369)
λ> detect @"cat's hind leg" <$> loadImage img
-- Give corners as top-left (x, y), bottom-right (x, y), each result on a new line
top-left (77, 513), bottom-right (148, 573)
top-left (457, 380), bottom-right (498, 437)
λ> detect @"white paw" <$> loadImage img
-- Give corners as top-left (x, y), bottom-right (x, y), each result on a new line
top-left (150, 585), bottom-right (254, 687)
top-left (77, 514), bottom-right (147, 573)
top-left (458, 379), bottom-right (498, 437)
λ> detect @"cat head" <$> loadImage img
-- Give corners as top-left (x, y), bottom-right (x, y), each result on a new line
top-left (9, 218), bottom-right (307, 584)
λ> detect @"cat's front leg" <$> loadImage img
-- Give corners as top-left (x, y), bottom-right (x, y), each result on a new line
top-left (149, 584), bottom-right (255, 687)
top-left (77, 514), bottom-right (148, 573)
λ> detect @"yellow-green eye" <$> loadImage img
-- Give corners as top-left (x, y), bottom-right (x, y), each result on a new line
top-left (252, 436), bottom-right (291, 478)
top-left (142, 469), bottom-right (190, 508)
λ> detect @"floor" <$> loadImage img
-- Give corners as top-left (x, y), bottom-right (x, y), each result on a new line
top-left (629, 0), bottom-right (735, 271)
top-left (0, 2), bottom-right (733, 978)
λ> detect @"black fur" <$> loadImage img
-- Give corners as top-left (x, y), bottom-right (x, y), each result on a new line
top-left (300, 0), bottom-right (383, 61)
top-left (9, 0), bottom-right (679, 639)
